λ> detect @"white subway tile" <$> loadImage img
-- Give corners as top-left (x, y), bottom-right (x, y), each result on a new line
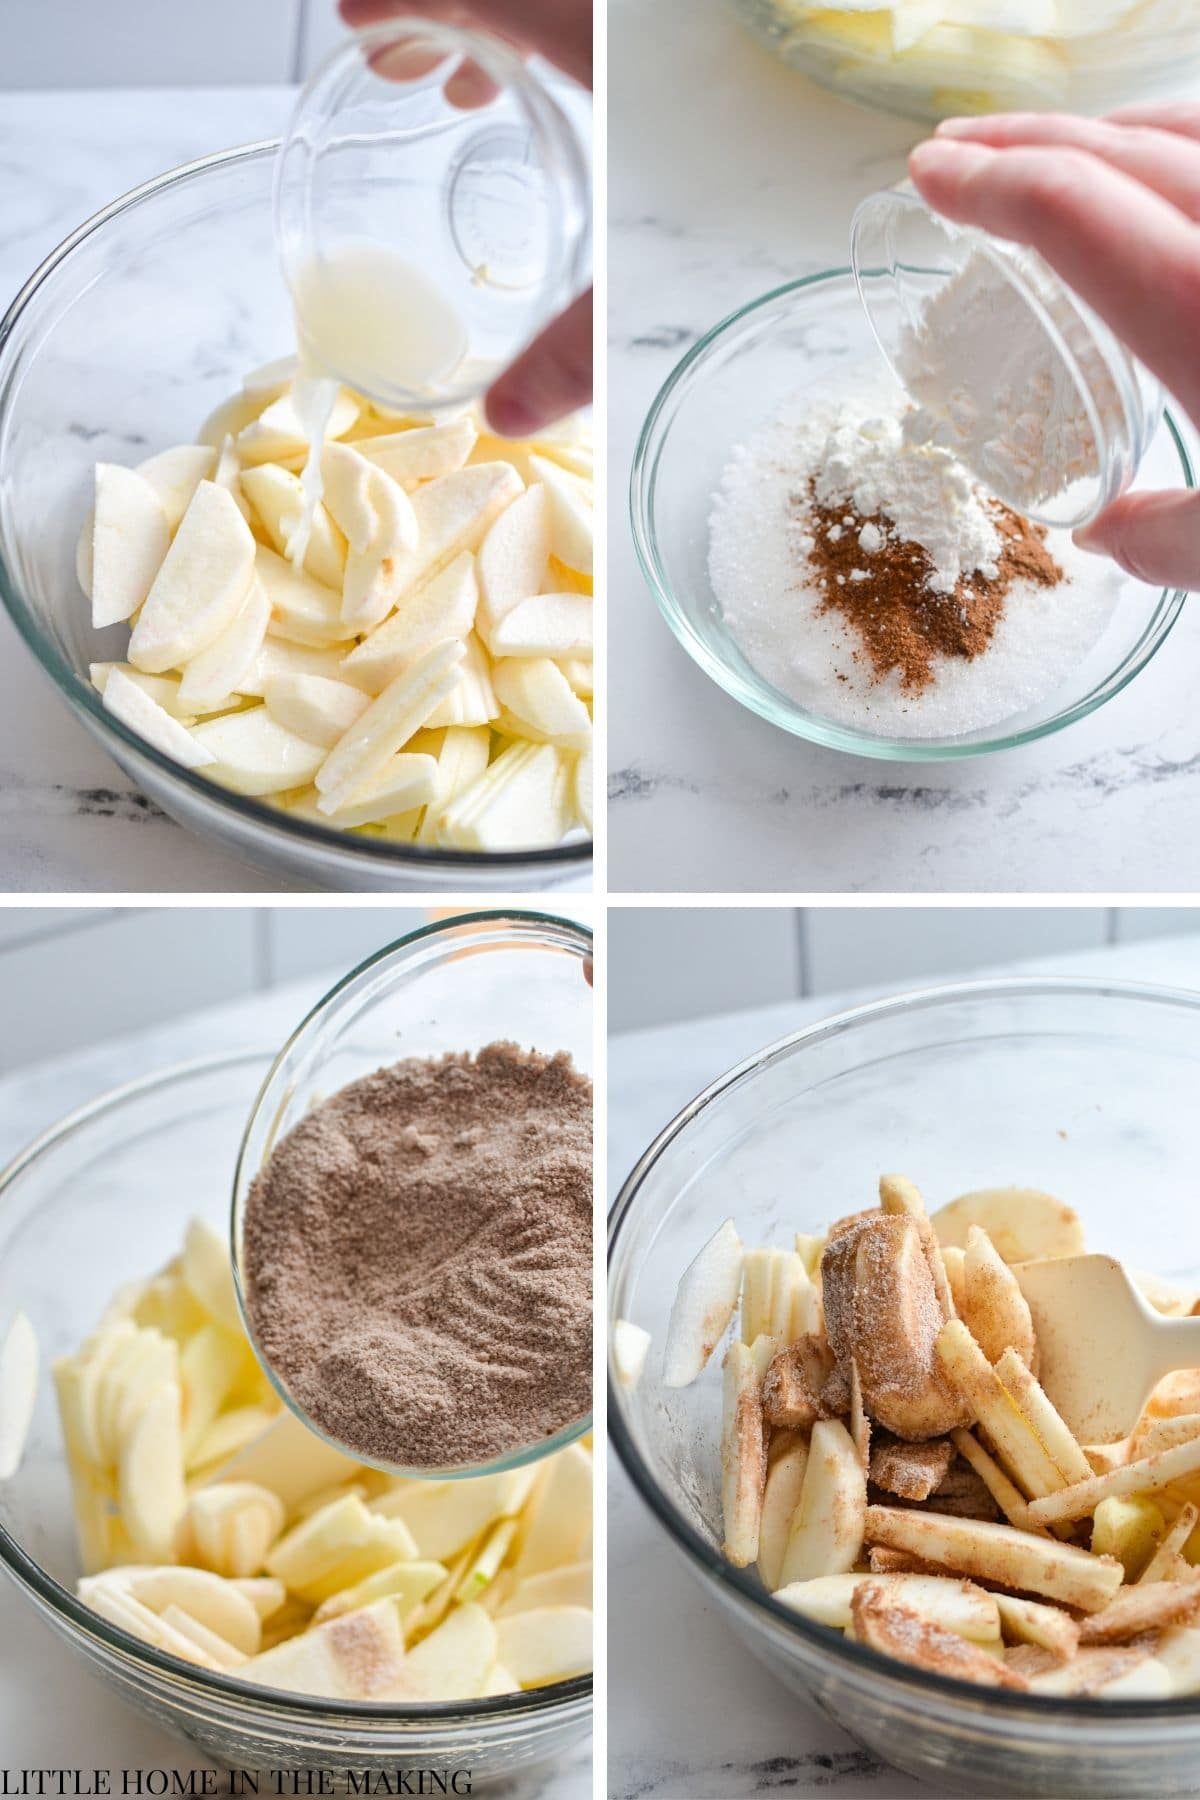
top-left (803, 907), bottom-right (1108, 995)
top-left (3, 0), bottom-right (300, 89)
top-left (608, 907), bottom-right (800, 1032)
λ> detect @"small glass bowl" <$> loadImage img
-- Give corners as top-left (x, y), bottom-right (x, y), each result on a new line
top-left (608, 977), bottom-right (1200, 1798)
top-left (0, 1051), bottom-right (590, 1777)
top-left (0, 142), bottom-right (590, 890)
top-left (852, 186), bottom-right (1163, 530)
top-left (631, 268), bottom-right (1194, 761)
top-left (277, 20), bottom-right (591, 412)
top-left (232, 909), bottom-right (594, 1479)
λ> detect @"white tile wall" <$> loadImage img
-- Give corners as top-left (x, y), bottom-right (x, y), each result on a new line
top-left (608, 906), bottom-right (1200, 1033)
top-left (3, 0), bottom-right (303, 89)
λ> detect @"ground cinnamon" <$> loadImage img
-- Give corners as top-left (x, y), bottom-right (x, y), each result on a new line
top-left (798, 485), bottom-right (1062, 693)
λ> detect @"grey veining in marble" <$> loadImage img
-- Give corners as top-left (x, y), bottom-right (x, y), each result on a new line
top-left (607, 0), bottom-right (1200, 896)
top-left (0, 972), bottom-right (590, 1798)
top-left (607, 933), bottom-right (1200, 1798)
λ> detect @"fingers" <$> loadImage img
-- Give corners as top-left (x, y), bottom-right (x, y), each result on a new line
top-left (1107, 102), bottom-right (1200, 142)
top-left (908, 138), bottom-right (1200, 418)
top-left (1074, 488), bottom-right (1200, 592)
top-left (486, 287), bottom-right (592, 436)
top-left (339, 0), bottom-right (592, 89)
top-left (935, 113), bottom-right (1200, 221)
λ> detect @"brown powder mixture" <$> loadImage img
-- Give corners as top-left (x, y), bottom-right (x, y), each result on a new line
top-left (799, 484), bottom-right (1063, 693)
top-left (241, 1042), bottom-right (592, 1470)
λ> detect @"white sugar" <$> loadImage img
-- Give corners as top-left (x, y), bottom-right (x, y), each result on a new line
top-left (707, 367), bottom-right (1124, 742)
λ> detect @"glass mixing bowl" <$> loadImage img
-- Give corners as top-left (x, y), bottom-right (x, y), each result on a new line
top-left (729, 0), bottom-right (1200, 125)
top-left (0, 142), bottom-right (590, 892)
top-left (608, 977), bottom-right (1200, 1798)
top-left (631, 270), bottom-right (1194, 761)
top-left (0, 1050), bottom-right (591, 1777)
top-left (232, 909), bottom-right (594, 1479)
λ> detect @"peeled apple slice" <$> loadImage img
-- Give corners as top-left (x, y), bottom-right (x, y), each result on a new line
top-left (243, 635), bottom-right (373, 696)
top-left (190, 707), bottom-right (326, 796)
top-left (200, 1407), bottom-right (360, 1507)
top-left (380, 462), bottom-right (524, 601)
top-left (497, 1561), bottom-right (592, 1616)
top-left (255, 545), bottom-right (345, 648)
top-left (758, 1440), bottom-right (809, 1593)
top-left (124, 1566), bottom-right (263, 1655)
top-left (931, 1188), bottom-right (1085, 1264)
top-left (180, 1220), bottom-right (242, 1334)
top-left (477, 483), bottom-right (550, 634)
top-left (236, 387), bottom-right (359, 467)
top-left (662, 1219), bottom-right (744, 1389)
top-left (177, 577), bottom-right (271, 712)
top-left (119, 1381), bottom-right (187, 1563)
top-left (264, 673), bottom-right (369, 749)
top-left (240, 464), bottom-right (347, 593)
top-left (180, 1481), bottom-right (286, 1579)
top-left (573, 745), bottom-right (592, 834)
top-left (158, 1603), bottom-right (247, 1670)
top-left (414, 724), bottom-right (491, 844)
top-left (315, 639), bottom-right (465, 815)
top-left (778, 1419), bottom-right (867, 1588)
top-left (492, 658), bottom-right (591, 749)
top-left (388, 1601), bottom-right (497, 1701)
top-left (612, 1318), bottom-right (650, 1392)
top-left (0, 1311), bottom-right (38, 1480)
top-left (320, 441), bottom-right (417, 558)
top-left (294, 753), bottom-right (438, 830)
top-left (240, 1596), bottom-right (407, 1699)
top-left (529, 455), bottom-right (592, 576)
top-left (487, 593), bottom-right (593, 660)
top-left (267, 1495), bottom-right (419, 1604)
top-left (423, 633), bottom-right (497, 729)
top-left (135, 445), bottom-right (216, 533)
top-left (356, 417), bottom-right (477, 484)
top-left (510, 1445), bottom-right (592, 1580)
top-left (128, 481), bottom-right (255, 673)
top-left (312, 1559), bottom-right (447, 1625)
top-left (342, 552), bottom-right (479, 692)
top-left (373, 1468), bottom-right (535, 1561)
top-left (495, 1606), bottom-right (591, 1688)
top-left (102, 667), bottom-right (215, 770)
top-left (90, 463), bottom-right (172, 630)
top-left (433, 741), bottom-right (565, 852)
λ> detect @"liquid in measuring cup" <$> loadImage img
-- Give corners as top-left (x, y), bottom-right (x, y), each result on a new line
top-left (284, 241), bottom-right (470, 569)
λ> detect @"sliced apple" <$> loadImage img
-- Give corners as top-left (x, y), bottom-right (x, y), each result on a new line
top-left (314, 639), bottom-right (465, 815)
top-left (612, 1319), bottom-right (651, 1392)
top-left (778, 1420), bottom-right (866, 1587)
top-left (423, 633), bottom-right (497, 728)
top-left (377, 462), bottom-right (524, 601)
top-left (243, 635), bottom-right (372, 696)
top-left (255, 544), bottom-right (344, 647)
top-left (197, 1407), bottom-right (360, 1508)
top-left (372, 1468), bottom-right (535, 1562)
top-left (190, 706), bottom-right (327, 796)
top-left (101, 667), bottom-right (215, 769)
top-left (136, 445), bottom-right (217, 533)
top-left (961, 1227), bottom-right (1037, 1369)
top-left (931, 1188), bottom-right (1085, 1264)
top-left (573, 745), bottom-right (592, 835)
top-left (118, 1381), bottom-right (186, 1563)
top-left (236, 388), bottom-right (359, 467)
top-left (494, 1605), bottom-right (590, 1687)
top-left (241, 1595), bottom-right (406, 1699)
top-left (476, 483), bottom-right (550, 634)
top-left (414, 724), bottom-right (492, 845)
top-left (497, 1561), bottom-right (592, 1617)
top-left (342, 552), bottom-right (478, 692)
top-left (179, 1219), bottom-right (241, 1334)
top-left (528, 454), bottom-right (592, 575)
top-left (266, 1495), bottom-right (418, 1604)
top-left (312, 1558), bottom-right (446, 1625)
top-left (510, 1444), bottom-right (592, 1580)
top-left (290, 753), bottom-right (438, 830)
top-left (180, 1481), bottom-right (286, 1579)
top-left (128, 481), bottom-right (255, 673)
top-left (662, 1218), bottom-right (744, 1389)
top-left (776, 1572), bottom-right (999, 1640)
top-left (240, 464), bottom-right (347, 592)
top-left (90, 463), bottom-right (171, 630)
top-left (158, 1603), bottom-right (247, 1670)
top-left (865, 1505), bottom-right (1124, 1612)
top-left (263, 673), bottom-right (370, 749)
top-left (994, 1592), bottom-right (1080, 1661)
top-left (758, 1438), bottom-right (809, 1592)
top-left (721, 1339), bottom-right (767, 1568)
top-left (356, 417), bottom-right (477, 484)
top-left (741, 1247), bottom-right (815, 1347)
top-left (389, 1601), bottom-right (497, 1701)
top-left (491, 657), bottom-right (591, 748)
top-left (485, 592), bottom-right (592, 660)
top-left (177, 576), bottom-right (271, 712)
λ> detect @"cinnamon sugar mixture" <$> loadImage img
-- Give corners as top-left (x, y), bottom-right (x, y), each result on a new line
top-left (242, 1043), bottom-right (592, 1470)
top-left (804, 486), bottom-right (1063, 693)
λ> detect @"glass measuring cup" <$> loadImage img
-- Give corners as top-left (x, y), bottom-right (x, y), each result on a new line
top-left (275, 19), bottom-right (591, 413)
top-left (230, 909), bottom-right (593, 1481)
top-left (851, 186), bottom-right (1163, 531)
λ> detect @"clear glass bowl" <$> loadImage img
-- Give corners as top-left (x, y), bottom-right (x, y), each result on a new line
top-left (631, 270), bottom-right (1194, 761)
top-left (232, 909), bottom-right (594, 1479)
top-left (0, 142), bottom-right (590, 891)
top-left (277, 20), bottom-right (590, 412)
top-left (0, 1051), bottom-right (590, 1776)
top-left (729, 0), bottom-right (1200, 125)
top-left (608, 977), bottom-right (1200, 1797)
top-left (852, 187), bottom-right (1164, 530)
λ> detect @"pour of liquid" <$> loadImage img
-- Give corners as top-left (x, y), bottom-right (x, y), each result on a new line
top-left (284, 242), bottom-right (470, 570)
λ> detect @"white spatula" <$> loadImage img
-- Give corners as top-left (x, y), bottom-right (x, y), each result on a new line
top-left (1013, 1255), bottom-right (1200, 1445)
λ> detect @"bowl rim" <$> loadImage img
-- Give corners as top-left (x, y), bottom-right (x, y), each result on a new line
top-left (231, 907), bottom-right (595, 1478)
top-left (608, 973), bottom-right (1200, 1721)
top-left (0, 1045), bottom-right (591, 1724)
top-left (629, 268), bottom-right (1194, 763)
top-left (0, 137), bottom-right (590, 878)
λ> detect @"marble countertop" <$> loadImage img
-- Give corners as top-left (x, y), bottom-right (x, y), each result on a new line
top-left (607, 0), bottom-right (1200, 895)
top-left (0, 968), bottom-right (590, 1797)
top-left (607, 931), bottom-right (1200, 1798)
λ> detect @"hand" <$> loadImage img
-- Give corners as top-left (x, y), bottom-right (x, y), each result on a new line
top-left (340, 0), bottom-right (592, 438)
top-left (908, 107), bottom-right (1200, 591)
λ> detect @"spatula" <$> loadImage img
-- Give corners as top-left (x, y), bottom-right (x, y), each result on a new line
top-left (1012, 1255), bottom-right (1200, 1445)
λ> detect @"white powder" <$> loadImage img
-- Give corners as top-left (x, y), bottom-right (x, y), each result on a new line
top-left (813, 405), bottom-right (999, 594)
top-left (896, 249), bottom-right (1114, 512)
top-left (707, 367), bottom-right (1124, 741)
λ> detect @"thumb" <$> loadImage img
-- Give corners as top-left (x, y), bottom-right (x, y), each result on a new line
top-left (1074, 488), bottom-right (1200, 592)
top-left (486, 288), bottom-right (592, 438)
